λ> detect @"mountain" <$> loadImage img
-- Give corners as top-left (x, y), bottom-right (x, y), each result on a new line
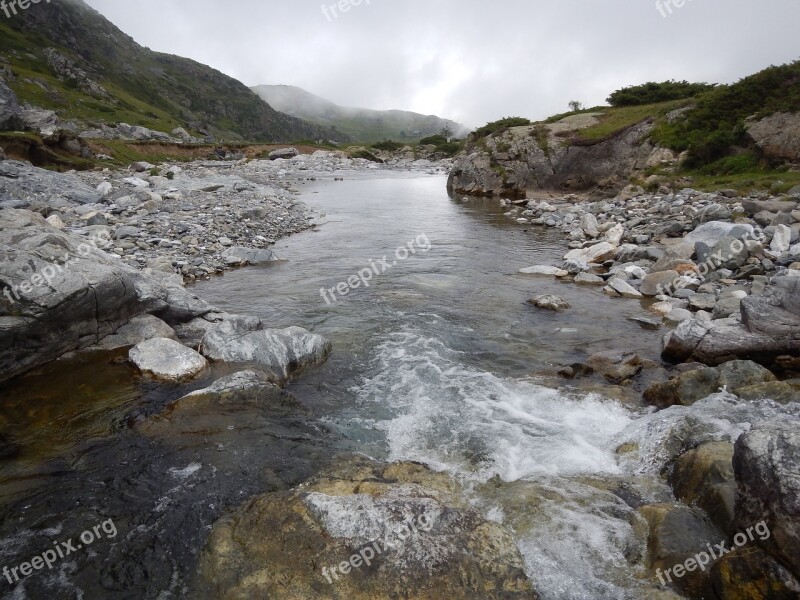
top-left (252, 84), bottom-right (466, 143)
top-left (0, 0), bottom-right (347, 143)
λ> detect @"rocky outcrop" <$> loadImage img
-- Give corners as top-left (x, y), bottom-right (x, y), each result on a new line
top-left (195, 456), bottom-right (538, 599)
top-left (745, 112), bottom-right (800, 164)
top-left (128, 337), bottom-right (208, 382)
top-left (0, 78), bottom-right (22, 131)
top-left (0, 160), bottom-right (103, 207)
top-left (733, 421), bottom-right (800, 577)
top-left (447, 115), bottom-right (670, 197)
top-left (663, 277), bottom-right (800, 367)
top-left (0, 209), bottom-right (213, 383)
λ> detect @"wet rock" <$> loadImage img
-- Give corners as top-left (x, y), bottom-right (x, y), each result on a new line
top-left (711, 546), bottom-right (800, 600)
top-left (200, 315), bottom-right (332, 384)
top-left (129, 337), bottom-right (208, 382)
top-left (519, 265), bottom-right (568, 277)
top-left (605, 278), bottom-right (643, 299)
top-left (668, 442), bottom-right (736, 534)
top-left (221, 246), bottom-right (277, 266)
top-left (586, 351), bottom-right (642, 384)
top-left (0, 161), bottom-right (103, 206)
top-left (0, 434), bottom-right (20, 460)
top-left (734, 381), bottom-right (800, 404)
top-left (630, 316), bottom-right (662, 330)
top-left (91, 314), bottom-right (178, 351)
top-left (573, 272), bottom-right (604, 285)
top-left (0, 78), bottom-right (22, 131)
top-left (734, 420), bottom-right (800, 576)
top-left (643, 361), bottom-right (776, 409)
top-left (563, 241), bottom-right (617, 267)
top-left (638, 503), bottom-right (722, 599)
top-left (641, 271), bottom-right (679, 296)
top-left (195, 456), bottom-right (537, 599)
top-left (528, 295), bottom-right (570, 311)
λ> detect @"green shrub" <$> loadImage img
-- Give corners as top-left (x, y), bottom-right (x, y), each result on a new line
top-left (372, 140), bottom-right (403, 151)
top-left (607, 81), bottom-right (715, 107)
top-left (471, 117), bottom-right (531, 139)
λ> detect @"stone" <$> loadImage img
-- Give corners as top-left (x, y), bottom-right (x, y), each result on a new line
top-left (683, 221), bottom-right (756, 251)
top-left (604, 223), bottom-right (624, 245)
top-left (528, 295), bottom-right (570, 311)
top-left (669, 442), bottom-right (736, 534)
top-left (735, 381), bottom-right (800, 404)
top-left (0, 78), bottom-right (22, 131)
top-left (771, 224), bottom-right (792, 254)
top-left (195, 456), bottom-right (537, 599)
top-left (641, 271), bottom-right (679, 296)
top-left (221, 246), bottom-right (278, 266)
top-left (129, 337), bottom-right (208, 382)
top-left (268, 147), bottom-right (300, 160)
top-left (664, 308), bottom-right (694, 325)
top-left (649, 301), bottom-right (674, 317)
top-left (689, 293), bottom-right (717, 312)
top-left (573, 272), bottom-right (604, 285)
top-left (92, 314), bottom-right (178, 351)
top-left (734, 421), bottom-right (800, 576)
top-left (606, 278), bottom-right (643, 299)
top-left (638, 503), bottom-right (722, 599)
top-left (710, 547), bottom-right (800, 600)
top-left (580, 213), bottom-right (599, 237)
top-left (518, 265), bottom-right (568, 277)
top-left (200, 315), bottom-right (332, 385)
top-left (745, 112), bottom-right (800, 163)
top-left (563, 241), bottom-right (617, 268)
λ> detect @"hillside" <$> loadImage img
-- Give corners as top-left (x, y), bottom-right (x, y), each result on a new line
top-left (252, 84), bottom-right (465, 143)
top-left (0, 0), bottom-right (347, 143)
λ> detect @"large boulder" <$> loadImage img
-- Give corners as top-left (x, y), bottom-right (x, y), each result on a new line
top-left (128, 337), bottom-right (208, 383)
top-left (194, 456), bottom-right (538, 599)
top-left (0, 209), bottom-right (213, 383)
top-left (711, 547), bottom-right (800, 600)
top-left (733, 421), bottom-right (800, 577)
top-left (0, 160), bottom-right (103, 206)
top-left (268, 147), bottom-right (300, 160)
top-left (200, 315), bottom-right (331, 384)
top-left (745, 112), bottom-right (800, 163)
top-left (662, 278), bottom-right (800, 366)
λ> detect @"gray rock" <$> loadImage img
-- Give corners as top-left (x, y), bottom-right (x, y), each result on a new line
top-left (734, 421), bottom-right (800, 576)
top-left (0, 161), bottom-right (103, 206)
top-left (528, 295), bottom-right (570, 311)
top-left (221, 246), bottom-right (278, 266)
top-left (129, 337), bottom-right (208, 382)
top-left (641, 271), bottom-right (680, 296)
top-left (268, 147), bottom-right (300, 160)
top-left (0, 78), bottom-right (22, 131)
top-left (606, 278), bottom-right (643, 299)
top-left (200, 315), bottom-right (331, 384)
top-left (92, 314), bottom-right (178, 351)
top-left (573, 272), bottom-right (605, 286)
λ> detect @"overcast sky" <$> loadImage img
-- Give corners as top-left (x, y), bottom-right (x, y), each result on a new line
top-left (84, 0), bottom-right (799, 128)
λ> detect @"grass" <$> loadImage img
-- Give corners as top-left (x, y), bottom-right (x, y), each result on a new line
top-left (571, 100), bottom-right (691, 143)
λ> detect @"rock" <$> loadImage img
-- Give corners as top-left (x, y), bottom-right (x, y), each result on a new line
top-left (689, 293), bottom-right (717, 312)
top-left (641, 271), bottom-right (680, 296)
top-left (0, 161), bottom-right (103, 206)
top-left (710, 547), bottom-right (800, 600)
top-left (734, 381), bottom-right (800, 404)
top-left (44, 214), bottom-right (65, 229)
top-left (742, 198), bottom-right (798, 216)
top-left (771, 224), bottom-right (792, 254)
top-left (580, 213), bottom-right (599, 237)
top-left (617, 184), bottom-right (644, 201)
top-left (200, 315), bottom-right (331, 384)
top-left (518, 265), bottom-right (568, 277)
top-left (195, 457), bottom-right (537, 599)
top-left (585, 351), bottom-right (642, 384)
top-left (131, 161), bottom-right (155, 173)
top-left (128, 337), bottom-right (208, 382)
top-left (0, 434), bottom-right (20, 460)
top-left (630, 316), bottom-right (662, 330)
top-left (734, 421), bottom-right (800, 576)
top-left (96, 181), bottom-right (113, 197)
top-left (92, 314), bottom-right (178, 351)
top-left (563, 242), bottom-right (617, 267)
top-left (664, 308), bottom-right (694, 325)
top-left (663, 278), bottom-right (800, 366)
top-left (268, 147), bottom-right (300, 160)
top-left (683, 222), bottom-right (756, 251)
top-left (0, 78), bottom-right (22, 131)
top-left (644, 360), bottom-right (776, 409)
top-left (638, 503), bottom-right (722, 599)
top-left (745, 112), bottom-right (800, 163)
top-left (221, 246), bottom-right (278, 266)
top-left (573, 272), bottom-right (605, 285)
top-left (606, 278), bottom-right (643, 299)
top-left (650, 301), bottom-right (674, 317)
top-left (528, 295), bottom-right (570, 311)
top-left (605, 223), bottom-right (625, 245)
top-left (669, 442), bottom-right (736, 534)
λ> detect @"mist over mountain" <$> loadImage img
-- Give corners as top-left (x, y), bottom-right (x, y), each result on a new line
top-left (252, 84), bottom-right (468, 143)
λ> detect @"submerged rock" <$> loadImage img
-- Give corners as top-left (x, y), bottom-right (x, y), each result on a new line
top-left (200, 315), bottom-right (332, 384)
top-left (528, 295), bottom-right (570, 311)
top-left (129, 337), bottom-right (208, 382)
top-left (194, 456), bottom-right (537, 599)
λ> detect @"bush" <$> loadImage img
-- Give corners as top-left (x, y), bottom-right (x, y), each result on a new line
top-left (372, 140), bottom-right (403, 152)
top-left (607, 81), bottom-right (715, 107)
top-left (419, 134), bottom-right (447, 146)
top-left (471, 117), bottom-right (531, 139)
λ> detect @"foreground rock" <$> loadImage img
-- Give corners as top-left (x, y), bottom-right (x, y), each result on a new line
top-left (195, 456), bottom-right (538, 599)
top-left (0, 209), bottom-right (212, 383)
top-left (129, 337), bottom-right (208, 382)
top-left (528, 295), bottom-right (570, 311)
top-left (199, 315), bottom-right (332, 385)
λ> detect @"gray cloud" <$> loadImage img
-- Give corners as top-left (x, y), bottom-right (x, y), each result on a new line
top-left (84, 0), bottom-right (800, 128)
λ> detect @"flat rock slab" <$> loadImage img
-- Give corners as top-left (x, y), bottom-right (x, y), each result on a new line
top-left (129, 337), bottom-right (208, 382)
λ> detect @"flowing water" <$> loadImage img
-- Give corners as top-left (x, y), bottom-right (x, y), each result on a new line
top-left (1, 171), bottom-right (796, 599)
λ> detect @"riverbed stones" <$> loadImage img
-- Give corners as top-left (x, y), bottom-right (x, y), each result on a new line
top-left (640, 271), bottom-right (679, 296)
top-left (563, 241), bottom-right (617, 268)
top-left (605, 277), bottom-right (643, 299)
top-left (195, 456), bottom-right (538, 599)
top-left (129, 337), bottom-right (208, 382)
top-left (528, 295), bottom-right (570, 311)
top-left (200, 315), bottom-right (332, 384)
top-left (519, 265), bottom-right (568, 277)
top-left (573, 272), bottom-right (604, 285)
top-left (733, 420), bottom-right (800, 577)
